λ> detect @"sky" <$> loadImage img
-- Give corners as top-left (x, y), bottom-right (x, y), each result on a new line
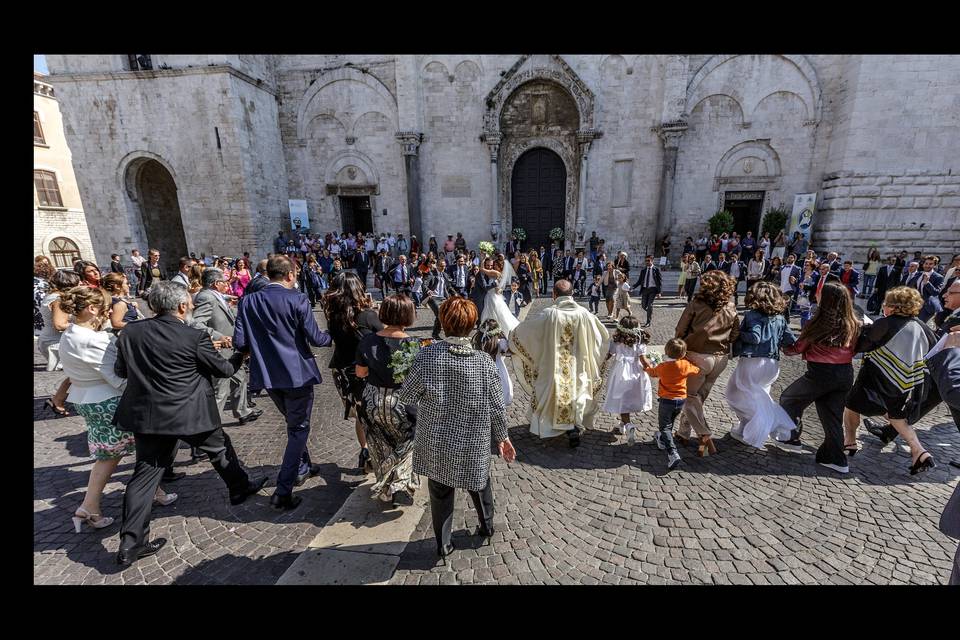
top-left (34, 54), bottom-right (48, 74)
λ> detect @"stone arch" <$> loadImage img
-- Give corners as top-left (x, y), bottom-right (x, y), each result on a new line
top-left (119, 152), bottom-right (188, 271)
top-left (713, 139), bottom-right (782, 191)
top-left (454, 60), bottom-right (481, 82)
top-left (350, 110), bottom-right (392, 139)
top-left (686, 54), bottom-right (822, 124)
top-left (324, 150), bottom-right (381, 194)
top-left (689, 93), bottom-right (747, 127)
top-left (752, 90), bottom-right (811, 123)
top-left (422, 59), bottom-right (451, 78)
top-left (296, 67), bottom-right (397, 141)
top-left (40, 231), bottom-right (86, 267)
top-left (600, 54), bottom-right (628, 80)
top-left (482, 55), bottom-right (596, 134)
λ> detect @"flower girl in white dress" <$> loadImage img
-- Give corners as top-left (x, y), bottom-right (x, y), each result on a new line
top-left (474, 319), bottom-right (513, 406)
top-left (603, 316), bottom-right (654, 443)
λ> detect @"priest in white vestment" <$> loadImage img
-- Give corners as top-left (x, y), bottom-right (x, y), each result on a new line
top-left (510, 279), bottom-right (609, 446)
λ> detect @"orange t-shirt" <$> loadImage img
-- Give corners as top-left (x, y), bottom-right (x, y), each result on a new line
top-left (644, 358), bottom-right (701, 399)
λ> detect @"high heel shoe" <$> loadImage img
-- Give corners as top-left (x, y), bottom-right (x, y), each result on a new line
top-left (843, 441), bottom-right (860, 456)
top-left (154, 492), bottom-right (178, 506)
top-left (358, 448), bottom-right (370, 472)
top-left (909, 451), bottom-right (935, 475)
top-left (44, 399), bottom-right (69, 416)
top-left (72, 507), bottom-right (114, 533)
top-left (697, 435), bottom-right (717, 457)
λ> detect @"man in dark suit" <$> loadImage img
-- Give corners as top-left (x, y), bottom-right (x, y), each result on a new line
top-left (715, 252), bottom-right (729, 273)
top-left (917, 255), bottom-right (946, 322)
top-left (138, 248), bottom-right (167, 296)
top-left (234, 256), bottom-right (333, 511)
top-left (109, 254), bottom-right (124, 274)
top-left (722, 252), bottom-right (747, 305)
top-left (561, 250), bottom-right (575, 280)
top-left (354, 248), bottom-right (370, 288)
top-left (425, 260), bottom-right (456, 339)
top-left (540, 245), bottom-right (552, 294)
top-left (631, 255), bottom-right (662, 328)
top-left (113, 282), bottom-right (267, 566)
top-left (447, 255), bottom-right (470, 297)
top-left (900, 261), bottom-right (921, 288)
top-left (389, 254), bottom-right (413, 296)
top-left (870, 255), bottom-right (898, 312)
top-left (825, 252), bottom-right (842, 276)
top-left (245, 259), bottom-right (270, 296)
top-left (807, 262), bottom-right (841, 306)
top-left (469, 257), bottom-right (498, 322)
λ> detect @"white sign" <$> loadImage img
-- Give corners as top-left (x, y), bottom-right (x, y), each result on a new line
top-left (789, 193), bottom-right (817, 242)
top-left (288, 199), bottom-right (309, 231)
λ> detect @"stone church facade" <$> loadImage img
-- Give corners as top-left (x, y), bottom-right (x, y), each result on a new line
top-left (45, 54), bottom-right (959, 268)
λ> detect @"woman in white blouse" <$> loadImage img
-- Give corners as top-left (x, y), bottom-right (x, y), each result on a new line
top-left (38, 270), bottom-right (81, 415)
top-left (58, 287), bottom-right (176, 533)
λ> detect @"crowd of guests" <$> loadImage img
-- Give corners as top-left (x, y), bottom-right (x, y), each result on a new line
top-left (32, 225), bottom-right (960, 578)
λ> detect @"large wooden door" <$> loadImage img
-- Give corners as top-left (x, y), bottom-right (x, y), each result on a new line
top-left (511, 148), bottom-right (566, 252)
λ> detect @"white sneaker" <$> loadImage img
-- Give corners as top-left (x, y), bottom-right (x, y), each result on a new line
top-left (818, 462), bottom-right (850, 474)
top-left (653, 431), bottom-right (666, 450)
top-left (627, 424), bottom-right (636, 445)
top-left (667, 451), bottom-right (682, 470)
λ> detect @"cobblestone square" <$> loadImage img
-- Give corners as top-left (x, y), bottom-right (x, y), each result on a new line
top-left (33, 296), bottom-right (959, 584)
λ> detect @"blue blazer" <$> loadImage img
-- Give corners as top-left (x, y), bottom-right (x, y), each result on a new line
top-left (234, 283), bottom-right (332, 390)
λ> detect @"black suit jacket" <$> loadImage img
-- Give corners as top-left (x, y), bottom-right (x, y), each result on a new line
top-left (875, 264), bottom-right (896, 295)
top-left (469, 272), bottom-right (497, 315)
top-left (632, 266), bottom-right (662, 293)
top-left (113, 314), bottom-right (243, 436)
top-left (807, 272), bottom-right (841, 305)
top-left (354, 252), bottom-right (369, 272)
top-left (447, 264), bottom-right (471, 290)
top-left (138, 262), bottom-right (167, 295)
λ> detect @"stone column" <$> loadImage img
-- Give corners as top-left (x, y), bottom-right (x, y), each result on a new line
top-left (575, 130), bottom-right (601, 247)
top-left (653, 121), bottom-right (688, 251)
top-left (396, 132), bottom-right (424, 242)
top-left (483, 132), bottom-right (502, 241)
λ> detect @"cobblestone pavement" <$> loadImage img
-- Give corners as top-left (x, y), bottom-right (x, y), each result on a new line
top-left (34, 292), bottom-right (960, 585)
top-left (388, 296), bottom-right (960, 585)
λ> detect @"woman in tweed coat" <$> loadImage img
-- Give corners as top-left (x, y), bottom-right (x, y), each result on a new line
top-left (399, 297), bottom-right (516, 559)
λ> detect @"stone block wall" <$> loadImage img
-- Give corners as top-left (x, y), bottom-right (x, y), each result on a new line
top-left (815, 170), bottom-right (960, 258)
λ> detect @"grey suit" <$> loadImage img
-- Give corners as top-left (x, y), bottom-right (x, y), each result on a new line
top-left (191, 288), bottom-right (251, 420)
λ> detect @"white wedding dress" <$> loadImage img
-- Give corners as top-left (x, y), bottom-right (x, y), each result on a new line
top-left (481, 262), bottom-right (520, 337)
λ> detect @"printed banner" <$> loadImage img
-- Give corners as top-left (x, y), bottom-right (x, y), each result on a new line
top-left (789, 193), bottom-right (816, 242)
top-left (288, 199), bottom-right (309, 231)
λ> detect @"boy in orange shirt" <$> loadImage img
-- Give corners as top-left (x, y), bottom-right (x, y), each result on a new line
top-left (640, 338), bottom-right (701, 470)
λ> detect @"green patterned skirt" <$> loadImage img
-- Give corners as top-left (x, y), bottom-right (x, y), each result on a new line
top-left (73, 396), bottom-right (136, 461)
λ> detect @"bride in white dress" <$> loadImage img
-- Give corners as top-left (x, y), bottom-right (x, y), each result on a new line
top-left (480, 256), bottom-right (520, 336)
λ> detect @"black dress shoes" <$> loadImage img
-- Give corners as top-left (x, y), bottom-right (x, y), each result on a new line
top-left (474, 524), bottom-right (494, 539)
top-left (295, 463), bottom-right (323, 487)
top-left (437, 542), bottom-right (455, 558)
top-left (229, 476), bottom-right (268, 505)
top-left (270, 493), bottom-right (303, 511)
top-left (238, 409), bottom-right (264, 425)
top-left (116, 538), bottom-right (167, 567)
top-left (161, 471), bottom-right (186, 483)
top-left (567, 427), bottom-right (582, 448)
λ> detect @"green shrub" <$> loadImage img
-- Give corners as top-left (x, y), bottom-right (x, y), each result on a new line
top-left (708, 210), bottom-right (735, 236)
top-left (761, 204), bottom-right (789, 238)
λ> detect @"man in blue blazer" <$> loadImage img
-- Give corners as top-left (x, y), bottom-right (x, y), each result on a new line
top-left (234, 255), bottom-right (333, 511)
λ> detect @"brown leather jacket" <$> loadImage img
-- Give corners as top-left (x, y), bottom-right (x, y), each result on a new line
top-left (675, 299), bottom-right (740, 355)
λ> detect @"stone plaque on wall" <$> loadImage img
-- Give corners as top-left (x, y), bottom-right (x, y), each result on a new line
top-left (441, 175), bottom-right (472, 198)
top-left (612, 159), bottom-right (633, 207)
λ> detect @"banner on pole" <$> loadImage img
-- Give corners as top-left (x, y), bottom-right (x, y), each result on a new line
top-left (789, 193), bottom-right (816, 243)
top-left (288, 199), bottom-right (309, 231)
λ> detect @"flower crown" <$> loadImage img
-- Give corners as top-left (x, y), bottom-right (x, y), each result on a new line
top-left (480, 326), bottom-right (504, 340)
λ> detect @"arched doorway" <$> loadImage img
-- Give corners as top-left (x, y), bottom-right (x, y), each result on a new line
top-left (511, 147), bottom-right (566, 252)
top-left (127, 159), bottom-right (188, 273)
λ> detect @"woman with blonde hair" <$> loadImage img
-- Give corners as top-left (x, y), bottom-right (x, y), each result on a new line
top-left (528, 250), bottom-right (543, 299)
top-left (676, 253), bottom-right (688, 299)
top-left (58, 286), bottom-right (176, 533)
top-left (187, 262), bottom-right (206, 296)
top-left (843, 286), bottom-right (938, 474)
top-left (673, 271), bottom-right (740, 456)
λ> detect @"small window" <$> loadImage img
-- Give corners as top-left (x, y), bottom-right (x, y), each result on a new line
top-left (49, 237), bottom-right (81, 269)
top-left (34, 170), bottom-right (63, 207)
top-left (34, 112), bottom-right (45, 145)
top-left (127, 54), bottom-right (152, 71)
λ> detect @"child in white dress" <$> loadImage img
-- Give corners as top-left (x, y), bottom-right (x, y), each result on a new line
top-left (473, 319), bottom-right (513, 406)
top-left (603, 316), bottom-right (654, 443)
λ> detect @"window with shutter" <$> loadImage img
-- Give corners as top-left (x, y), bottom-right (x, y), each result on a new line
top-left (34, 170), bottom-right (63, 207)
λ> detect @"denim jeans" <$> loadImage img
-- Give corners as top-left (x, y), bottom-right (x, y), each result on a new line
top-left (657, 398), bottom-right (684, 453)
top-left (863, 273), bottom-right (876, 297)
top-left (589, 296), bottom-right (600, 313)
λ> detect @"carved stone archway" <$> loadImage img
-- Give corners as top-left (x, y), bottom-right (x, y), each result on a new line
top-left (480, 56), bottom-right (601, 246)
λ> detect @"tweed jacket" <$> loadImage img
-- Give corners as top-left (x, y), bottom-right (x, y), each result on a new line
top-left (399, 341), bottom-right (508, 491)
top-left (191, 287), bottom-right (237, 358)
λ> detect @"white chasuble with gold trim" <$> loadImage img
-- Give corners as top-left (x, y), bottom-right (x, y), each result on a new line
top-left (509, 296), bottom-right (609, 438)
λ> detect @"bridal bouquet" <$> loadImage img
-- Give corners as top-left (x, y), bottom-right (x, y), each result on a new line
top-left (478, 240), bottom-right (495, 256)
top-left (389, 339), bottom-right (433, 383)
